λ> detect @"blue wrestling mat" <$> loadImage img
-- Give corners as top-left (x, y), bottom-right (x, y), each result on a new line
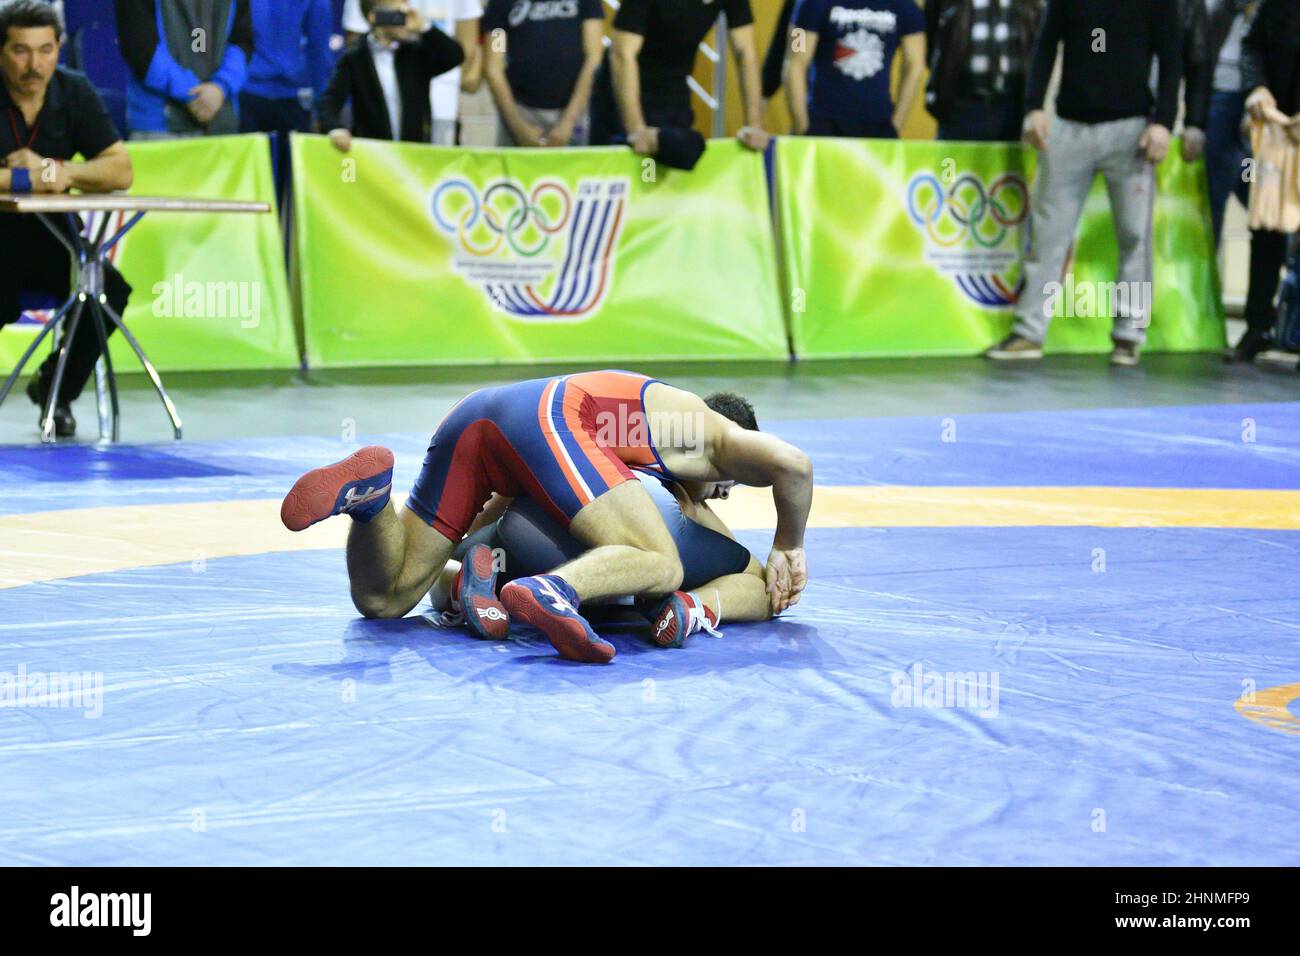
top-left (1, 403), bottom-right (1298, 865)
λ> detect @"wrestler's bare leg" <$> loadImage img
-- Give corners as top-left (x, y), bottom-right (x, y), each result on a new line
top-left (690, 562), bottom-right (774, 624)
top-left (348, 502), bottom-right (456, 619)
top-left (550, 480), bottom-right (684, 603)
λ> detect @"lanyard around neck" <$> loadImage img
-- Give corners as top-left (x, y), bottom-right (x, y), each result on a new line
top-left (6, 105), bottom-right (41, 152)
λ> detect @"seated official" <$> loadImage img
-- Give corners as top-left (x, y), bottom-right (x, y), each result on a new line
top-left (0, 0), bottom-right (133, 438)
top-left (317, 0), bottom-right (465, 152)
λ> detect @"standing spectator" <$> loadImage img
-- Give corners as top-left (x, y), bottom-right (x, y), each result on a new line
top-left (1204, 1), bottom-right (1257, 247)
top-left (1232, 0), bottom-right (1300, 361)
top-left (481, 0), bottom-right (604, 147)
top-left (342, 0), bottom-right (482, 146)
top-left (589, 0), bottom-right (769, 153)
top-left (784, 0), bottom-right (926, 139)
top-left (317, 0), bottom-right (464, 151)
top-left (239, 0), bottom-right (335, 138)
top-left (114, 0), bottom-right (253, 138)
top-left (0, 0), bottom-right (133, 437)
top-left (984, 0), bottom-right (1181, 366)
top-left (925, 0), bottom-right (1043, 142)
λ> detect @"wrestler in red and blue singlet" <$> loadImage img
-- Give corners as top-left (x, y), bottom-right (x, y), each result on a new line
top-left (407, 370), bottom-right (677, 542)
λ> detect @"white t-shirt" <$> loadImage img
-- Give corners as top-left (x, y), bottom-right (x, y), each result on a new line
top-left (343, 0), bottom-right (484, 124)
top-left (367, 37), bottom-right (403, 137)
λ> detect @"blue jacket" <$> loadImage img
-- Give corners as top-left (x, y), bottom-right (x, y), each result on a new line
top-left (243, 0), bottom-right (336, 102)
top-left (114, 0), bottom-right (253, 132)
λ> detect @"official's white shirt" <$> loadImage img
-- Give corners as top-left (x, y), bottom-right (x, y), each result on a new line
top-left (368, 36), bottom-right (403, 138)
top-left (343, 0), bottom-right (484, 125)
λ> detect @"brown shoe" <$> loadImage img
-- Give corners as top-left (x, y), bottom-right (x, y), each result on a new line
top-left (983, 333), bottom-right (1043, 360)
top-left (1109, 340), bottom-right (1141, 367)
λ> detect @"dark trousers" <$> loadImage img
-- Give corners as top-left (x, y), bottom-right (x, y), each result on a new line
top-left (937, 93), bottom-right (1025, 142)
top-left (1244, 228), bottom-right (1292, 332)
top-left (1204, 89), bottom-right (1252, 248)
top-left (806, 113), bottom-right (897, 138)
top-left (238, 91), bottom-right (310, 136)
top-left (588, 67), bottom-right (695, 145)
top-left (239, 92), bottom-right (309, 201)
top-left (0, 217), bottom-right (131, 404)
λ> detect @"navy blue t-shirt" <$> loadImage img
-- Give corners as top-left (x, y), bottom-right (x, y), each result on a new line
top-left (793, 0), bottom-right (924, 124)
top-left (483, 0), bottom-right (606, 110)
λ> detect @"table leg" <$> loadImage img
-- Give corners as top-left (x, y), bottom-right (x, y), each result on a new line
top-left (83, 225), bottom-right (121, 442)
top-left (87, 300), bottom-right (120, 442)
top-left (19, 209), bottom-right (180, 442)
top-left (93, 357), bottom-right (109, 440)
top-left (99, 299), bottom-right (182, 440)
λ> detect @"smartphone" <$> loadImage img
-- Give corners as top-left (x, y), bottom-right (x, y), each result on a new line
top-left (372, 9), bottom-right (406, 26)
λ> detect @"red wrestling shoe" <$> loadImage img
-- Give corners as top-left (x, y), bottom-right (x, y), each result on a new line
top-left (646, 591), bottom-right (721, 648)
top-left (280, 446), bottom-right (394, 532)
top-left (500, 574), bottom-right (615, 664)
top-left (455, 544), bottom-right (510, 640)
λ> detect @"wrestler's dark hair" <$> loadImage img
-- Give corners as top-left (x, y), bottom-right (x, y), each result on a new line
top-left (0, 0), bottom-right (63, 45)
top-left (704, 392), bottom-right (758, 431)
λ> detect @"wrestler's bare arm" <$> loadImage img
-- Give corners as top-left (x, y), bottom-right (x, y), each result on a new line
top-left (710, 426), bottom-right (812, 548)
top-left (708, 425), bottom-right (812, 613)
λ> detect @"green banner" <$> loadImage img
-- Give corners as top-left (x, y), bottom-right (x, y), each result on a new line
top-left (291, 135), bottom-right (788, 367)
top-left (777, 137), bottom-right (1225, 357)
top-left (1, 135), bottom-right (296, 375)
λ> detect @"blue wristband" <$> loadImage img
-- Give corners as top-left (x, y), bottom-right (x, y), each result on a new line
top-left (10, 167), bottom-right (31, 193)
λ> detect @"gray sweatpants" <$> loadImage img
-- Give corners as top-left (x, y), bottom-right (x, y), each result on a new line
top-left (1013, 116), bottom-right (1156, 345)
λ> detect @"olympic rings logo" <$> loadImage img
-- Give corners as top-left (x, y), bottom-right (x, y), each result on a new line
top-left (907, 172), bottom-right (1029, 249)
top-left (431, 178), bottom-right (572, 257)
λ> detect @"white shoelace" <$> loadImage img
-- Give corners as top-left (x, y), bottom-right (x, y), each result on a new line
top-left (687, 592), bottom-right (723, 639)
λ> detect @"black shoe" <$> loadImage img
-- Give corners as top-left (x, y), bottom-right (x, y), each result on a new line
top-left (1228, 327), bottom-right (1274, 364)
top-left (25, 377), bottom-right (76, 437)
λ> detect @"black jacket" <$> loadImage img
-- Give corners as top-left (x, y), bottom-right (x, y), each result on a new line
top-left (315, 29), bottom-right (464, 142)
top-left (923, 0), bottom-right (1043, 123)
top-left (1180, 0), bottom-right (1211, 129)
top-left (1025, 0), bottom-right (1182, 130)
top-left (114, 0), bottom-right (255, 86)
top-left (1241, 0), bottom-right (1300, 114)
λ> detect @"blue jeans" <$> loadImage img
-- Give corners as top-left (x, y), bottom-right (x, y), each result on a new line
top-left (1205, 89), bottom-right (1252, 248)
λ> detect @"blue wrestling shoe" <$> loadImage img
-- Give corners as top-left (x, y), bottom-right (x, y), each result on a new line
top-left (645, 590), bottom-right (722, 648)
top-left (500, 574), bottom-right (615, 664)
top-left (455, 543), bottom-right (510, 640)
top-left (280, 446), bottom-right (394, 531)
